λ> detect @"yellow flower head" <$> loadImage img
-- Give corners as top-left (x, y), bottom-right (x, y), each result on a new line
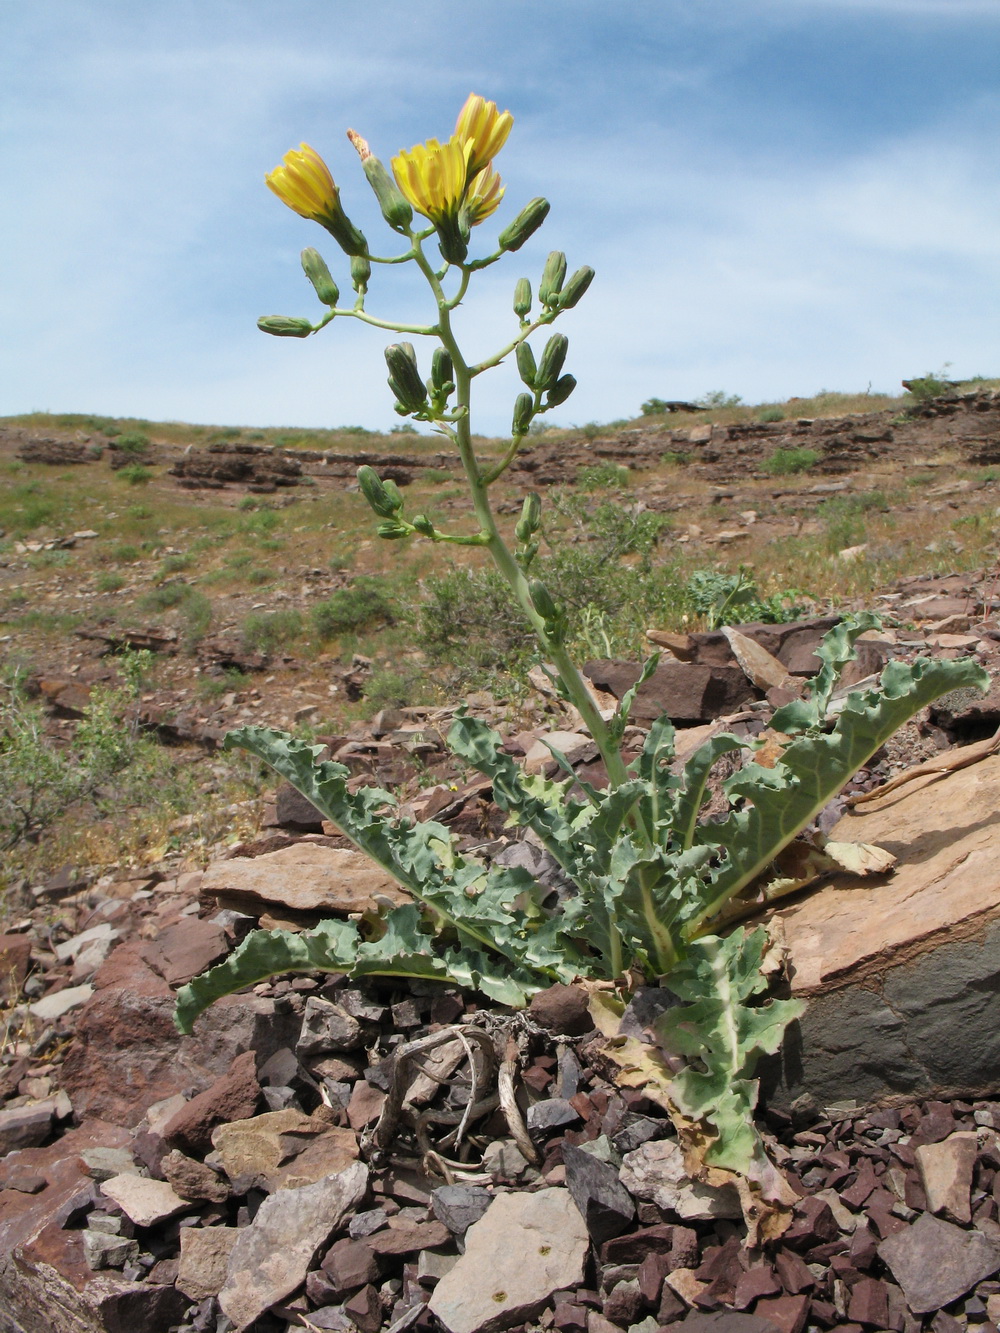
top-left (464, 163), bottom-right (505, 227)
top-left (391, 136), bottom-right (471, 225)
top-left (265, 143), bottom-right (342, 227)
top-left (455, 94), bottom-right (513, 179)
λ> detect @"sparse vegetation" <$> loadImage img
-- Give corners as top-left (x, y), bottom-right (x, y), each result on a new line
top-left (761, 446), bottom-right (820, 476)
top-left (311, 578), bottom-right (395, 640)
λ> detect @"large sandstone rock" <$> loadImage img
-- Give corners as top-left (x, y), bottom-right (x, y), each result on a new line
top-left (764, 754), bottom-right (1000, 1108)
top-left (199, 842), bottom-right (411, 919)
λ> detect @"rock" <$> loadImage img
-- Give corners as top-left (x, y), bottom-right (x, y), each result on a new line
top-left (0, 932), bottom-right (33, 1001)
top-left (431, 1185), bottom-right (494, 1235)
top-left (61, 973), bottom-right (299, 1128)
top-left (296, 996), bottom-right (364, 1055)
top-left (342, 1283), bottom-right (384, 1333)
top-left (177, 1225), bottom-right (240, 1302)
top-left (877, 1211), bottom-right (1000, 1314)
top-left (528, 984), bottom-right (596, 1037)
top-left (429, 1189), bottom-right (589, 1333)
top-left (0, 1102), bottom-right (55, 1154)
top-left (915, 1131), bottom-right (978, 1223)
top-left (583, 659), bottom-right (754, 725)
top-left (79, 1146), bottom-right (138, 1182)
top-left (321, 1237), bottom-right (381, 1294)
top-left (524, 732), bottom-right (599, 776)
top-left (274, 781), bottom-right (326, 830)
top-left (563, 1142), bottom-right (635, 1243)
top-left (100, 1173), bottom-right (192, 1227)
top-left (677, 1314), bottom-right (780, 1333)
top-left (270, 1127), bottom-right (360, 1191)
top-left (528, 1098), bottom-right (582, 1131)
top-left (212, 1108), bottom-right (356, 1191)
top-left (200, 842), bottom-right (410, 919)
top-left (764, 755), bottom-right (1000, 1107)
top-left (82, 1229), bottom-right (139, 1271)
top-left (28, 983), bottom-right (93, 1021)
top-left (367, 1220), bottom-right (451, 1255)
top-left (162, 1049), bottom-right (261, 1154)
top-left (619, 1140), bottom-right (742, 1221)
top-left (161, 1149), bottom-right (230, 1201)
top-left (141, 916), bottom-right (228, 986)
top-left (218, 1160), bottom-right (368, 1330)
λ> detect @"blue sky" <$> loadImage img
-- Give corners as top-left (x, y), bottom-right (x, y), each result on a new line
top-left (3, 0), bottom-right (999, 435)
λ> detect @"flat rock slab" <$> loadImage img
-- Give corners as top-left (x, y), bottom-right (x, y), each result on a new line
top-left (765, 755), bottom-right (1000, 1107)
top-left (200, 842), bottom-right (411, 918)
top-left (100, 1173), bottom-right (191, 1227)
top-left (429, 1188), bottom-right (589, 1333)
top-left (218, 1160), bottom-right (368, 1331)
top-left (877, 1212), bottom-right (1000, 1313)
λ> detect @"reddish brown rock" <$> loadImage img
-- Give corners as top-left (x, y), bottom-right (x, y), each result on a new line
top-left (0, 933), bottom-right (32, 1002)
top-left (529, 985), bottom-right (595, 1037)
top-left (162, 1050), bottom-right (261, 1154)
top-left (141, 916), bottom-right (228, 986)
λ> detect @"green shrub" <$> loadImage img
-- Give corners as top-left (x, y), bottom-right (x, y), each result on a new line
top-left (641, 397), bottom-right (670, 416)
top-left (761, 447), bottom-right (820, 476)
top-left (686, 568), bottom-right (810, 629)
top-left (139, 583), bottom-right (191, 612)
top-left (110, 543), bottom-right (141, 563)
top-left (96, 571), bottom-right (126, 593)
top-left (697, 389), bottom-right (743, 409)
top-left (577, 463), bottom-right (630, 491)
top-left (757, 407), bottom-right (785, 423)
top-left (114, 432), bottom-right (151, 456)
top-left (118, 463), bottom-right (153, 485)
top-left (311, 578), bottom-right (395, 639)
top-left (157, 554), bottom-right (194, 579)
top-left (660, 450), bottom-right (691, 467)
top-left (239, 609), bottom-right (303, 655)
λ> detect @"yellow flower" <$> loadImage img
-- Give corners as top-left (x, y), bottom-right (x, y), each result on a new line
top-left (266, 143), bottom-right (341, 226)
top-left (391, 136), bottom-right (471, 224)
top-left (266, 143), bottom-right (368, 255)
top-left (463, 163), bottom-right (505, 226)
top-left (454, 94), bottom-right (513, 179)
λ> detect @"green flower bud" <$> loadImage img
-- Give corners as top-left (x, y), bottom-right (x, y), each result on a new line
top-left (300, 248), bottom-right (340, 307)
top-left (410, 514), bottom-right (435, 537)
top-left (515, 492), bottom-right (541, 543)
top-left (512, 392), bottom-right (534, 436)
top-left (529, 579), bottom-right (559, 622)
top-left (515, 341), bottom-right (537, 389)
top-left (350, 253), bottom-right (372, 291)
top-left (363, 157), bottom-right (413, 232)
top-left (536, 333), bottom-right (568, 391)
top-left (257, 316), bottom-right (313, 338)
top-left (431, 348), bottom-right (454, 394)
top-left (557, 265), bottom-right (595, 310)
top-left (539, 251), bottom-right (568, 307)
top-left (546, 374), bottom-right (577, 408)
top-left (513, 278), bottom-right (532, 319)
top-left (358, 465), bottom-right (402, 518)
top-left (376, 520), bottom-right (410, 540)
top-left (498, 197), bottom-right (550, 252)
top-left (385, 343), bottom-right (427, 411)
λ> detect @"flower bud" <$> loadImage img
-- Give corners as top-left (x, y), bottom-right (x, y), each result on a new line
top-left (351, 253), bottom-right (372, 291)
top-left (358, 465), bottom-right (402, 518)
top-left (431, 348), bottom-right (454, 393)
top-left (385, 343), bottom-right (427, 411)
top-left (257, 315), bottom-right (313, 338)
top-left (512, 392), bottom-right (534, 436)
top-left (536, 333), bottom-right (568, 391)
top-left (539, 251), bottom-right (567, 307)
top-left (410, 514), bottom-right (435, 537)
top-left (515, 492), bottom-right (541, 543)
top-left (557, 265), bottom-right (595, 310)
top-left (377, 520), bottom-right (410, 540)
top-left (515, 341), bottom-right (537, 389)
top-left (498, 197), bottom-right (550, 252)
top-left (513, 278), bottom-right (532, 319)
top-left (348, 130), bottom-right (415, 233)
top-left (300, 248), bottom-right (340, 307)
top-left (529, 579), bottom-right (559, 622)
top-left (546, 374), bottom-right (577, 408)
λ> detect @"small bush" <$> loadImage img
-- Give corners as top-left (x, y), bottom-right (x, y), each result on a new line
top-left (421, 468), bottom-right (452, 483)
top-left (697, 389), bottom-right (743, 409)
top-left (761, 447), bottom-right (820, 476)
top-left (660, 450), bottom-right (691, 467)
top-left (686, 568), bottom-right (810, 629)
top-left (757, 407), bottom-right (785, 423)
top-left (114, 432), bottom-right (151, 456)
top-left (96, 571), bottom-right (126, 593)
top-left (239, 609), bottom-right (302, 655)
top-left (311, 578), bottom-right (395, 640)
top-left (118, 463), bottom-right (153, 485)
top-left (110, 543), bottom-right (141, 563)
top-left (578, 463), bottom-right (630, 491)
top-left (641, 398), bottom-right (670, 416)
top-left (157, 554), bottom-right (194, 579)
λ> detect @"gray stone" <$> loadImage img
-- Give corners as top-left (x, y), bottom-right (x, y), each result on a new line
top-left (430, 1185), bottom-right (494, 1235)
top-left (619, 1140), bottom-right (742, 1221)
top-left (526, 1098), bottom-right (581, 1131)
top-left (0, 1103), bottom-right (54, 1155)
top-left (563, 1142), bottom-right (635, 1243)
top-left (296, 996), bottom-right (364, 1056)
top-left (100, 1173), bottom-right (191, 1227)
top-left (429, 1188), bottom-right (589, 1333)
top-left (28, 983), bottom-right (93, 1020)
top-left (218, 1160), bottom-right (369, 1330)
top-left (80, 1147), bottom-right (137, 1182)
top-left (877, 1212), bottom-right (1000, 1314)
top-left (82, 1230), bottom-right (139, 1272)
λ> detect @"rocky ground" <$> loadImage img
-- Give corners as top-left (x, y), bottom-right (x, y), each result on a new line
top-left (2, 390), bottom-right (1000, 1333)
